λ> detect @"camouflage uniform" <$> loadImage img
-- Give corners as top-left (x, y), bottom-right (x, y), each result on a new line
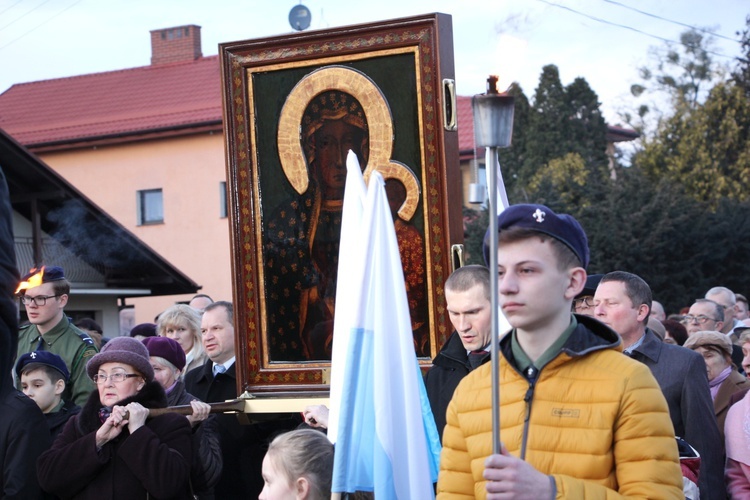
top-left (17, 316), bottom-right (98, 406)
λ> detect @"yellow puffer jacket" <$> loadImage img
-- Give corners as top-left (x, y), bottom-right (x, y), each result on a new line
top-left (437, 315), bottom-right (684, 499)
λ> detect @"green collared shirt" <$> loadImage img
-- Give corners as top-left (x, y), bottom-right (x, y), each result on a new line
top-left (511, 315), bottom-right (578, 376)
top-left (17, 316), bottom-right (98, 406)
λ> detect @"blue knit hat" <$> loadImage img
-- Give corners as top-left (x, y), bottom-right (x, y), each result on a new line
top-left (483, 204), bottom-right (589, 269)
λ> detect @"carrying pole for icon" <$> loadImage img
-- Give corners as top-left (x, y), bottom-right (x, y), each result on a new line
top-left (471, 76), bottom-right (515, 455)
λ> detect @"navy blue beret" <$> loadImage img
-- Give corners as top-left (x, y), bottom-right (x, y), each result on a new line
top-left (15, 350), bottom-right (70, 382)
top-left (22, 266), bottom-right (66, 283)
top-left (16, 266), bottom-right (67, 295)
top-left (483, 204), bottom-right (589, 269)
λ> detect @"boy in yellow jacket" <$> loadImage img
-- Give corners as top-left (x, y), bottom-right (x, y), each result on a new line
top-left (436, 204), bottom-right (683, 499)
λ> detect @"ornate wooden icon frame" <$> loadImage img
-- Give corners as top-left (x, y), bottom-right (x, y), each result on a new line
top-left (220, 13), bottom-right (463, 394)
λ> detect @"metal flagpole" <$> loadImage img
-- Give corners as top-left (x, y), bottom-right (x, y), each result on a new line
top-left (471, 76), bottom-right (515, 456)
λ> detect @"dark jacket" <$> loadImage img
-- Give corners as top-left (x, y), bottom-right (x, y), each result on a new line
top-left (185, 361), bottom-right (264, 499)
top-left (0, 389), bottom-right (51, 499)
top-left (167, 379), bottom-right (222, 500)
top-left (630, 329), bottom-right (725, 500)
top-left (37, 381), bottom-right (193, 500)
top-left (0, 165), bottom-right (18, 390)
top-left (424, 331), bottom-right (489, 440)
top-left (184, 360), bottom-right (299, 500)
top-left (0, 168), bottom-right (48, 499)
top-left (45, 400), bottom-right (81, 441)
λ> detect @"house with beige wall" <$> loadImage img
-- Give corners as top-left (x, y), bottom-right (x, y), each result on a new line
top-left (1, 127), bottom-right (198, 335)
top-left (0, 23), bottom-right (637, 326)
top-left (0, 25), bottom-right (226, 325)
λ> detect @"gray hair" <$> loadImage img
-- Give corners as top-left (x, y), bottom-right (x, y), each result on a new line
top-left (705, 286), bottom-right (736, 306)
top-left (692, 298), bottom-right (724, 322)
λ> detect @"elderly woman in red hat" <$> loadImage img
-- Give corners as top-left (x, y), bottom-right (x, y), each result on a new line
top-left (37, 336), bottom-right (193, 499)
top-left (684, 330), bottom-right (750, 442)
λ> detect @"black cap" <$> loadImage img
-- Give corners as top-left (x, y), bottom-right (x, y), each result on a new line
top-left (483, 204), bottom-right (589, 269)
top-left (577, 274), bottom-right (604, 298)
top-left (15, 351), bottom-right (70, 382)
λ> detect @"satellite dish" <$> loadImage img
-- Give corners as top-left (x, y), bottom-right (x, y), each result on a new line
top-left (289, 4), bottom-right (311, 31)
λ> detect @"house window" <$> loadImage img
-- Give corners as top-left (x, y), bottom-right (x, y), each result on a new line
top-left (137, 189), bottom-right (163, 225)
top-left (220, 182), bottom-right (228, 218)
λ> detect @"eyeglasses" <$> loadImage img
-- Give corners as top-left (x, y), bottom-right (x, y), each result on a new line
top-left (93, 372), bottom-right (141, 385)
top-left (20, 294), bottom-right (61, 306)
top-left (574, 297), bottom-right (595, 308)
top-left (681, 315), bottom-right (718, 325)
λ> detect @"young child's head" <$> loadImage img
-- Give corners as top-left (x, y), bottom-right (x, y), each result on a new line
top-left (15, 351), bottom-right (69, 413)
top-left (259, 429), bottom-right (334, 500)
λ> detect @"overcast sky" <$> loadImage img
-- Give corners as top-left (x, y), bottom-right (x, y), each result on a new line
top-left (0, 0), bottom-right (747, 124)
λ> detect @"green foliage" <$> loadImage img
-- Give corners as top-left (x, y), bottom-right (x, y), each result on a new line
top-left (497, 83), bottom-right (531, 195)
top-left (462, 206), bottom-right (489, 266)
top-left (574, 169), bottom-right (708, 313)
top-left (525, 152), bottom-right (608, 212)
top-left (504, 65), bottom-right (609, 205)
top-left (521, 65), bottom-right (573, 184)
top-left (635, 80), bottom-right (750, 205)
top-left (623, 28), bottom-right (719, 138)
top-left (733, 15), bottom-right (750, 97)
top-left (480, 49), bottom-right (750, 311)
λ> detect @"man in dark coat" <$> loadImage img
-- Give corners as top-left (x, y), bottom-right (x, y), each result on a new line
top-left (185, 301), bottom-right (298, 499)
top-left (425, 265), bottom-right (492, 440)
top-left (0, 166), bottom-right (52, 499)
top-left (595, 271), bottom-right (725, 499)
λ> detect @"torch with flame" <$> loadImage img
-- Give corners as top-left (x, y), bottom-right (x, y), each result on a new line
top-left (15, 266), bottom-right (46, 295)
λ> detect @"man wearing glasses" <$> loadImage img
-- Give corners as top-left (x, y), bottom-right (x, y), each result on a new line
top-left (572, 274), bottom-right (602, 316)
top-left (15, 266), bottom-right (98, 406)
top-left (706, 286), bottom-right (745, 336)
top-left (684, 298), bottom-right (745, 371)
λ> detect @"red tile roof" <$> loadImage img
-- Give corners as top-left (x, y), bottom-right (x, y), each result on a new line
top-left (0, 57), bottom-right (636, 155)
top-left (456, 96), bottom-right (474, 160)
top-left (0, 56), bottom-right (222, 149)
top-left (456, 95), bottom-right (481, 159)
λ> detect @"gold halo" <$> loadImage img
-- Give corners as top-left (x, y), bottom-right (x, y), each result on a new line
top-left (277, 65), bottom-right (420, 221)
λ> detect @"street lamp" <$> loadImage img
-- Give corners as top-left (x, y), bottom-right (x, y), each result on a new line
top-left (471, 75), bottom-right (515, 456)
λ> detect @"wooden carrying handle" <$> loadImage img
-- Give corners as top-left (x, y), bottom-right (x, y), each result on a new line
top-left (147, 398), bottom-right (246, 418)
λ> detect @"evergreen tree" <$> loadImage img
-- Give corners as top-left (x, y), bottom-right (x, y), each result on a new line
top-left (521, 65), bottom-right (571, 185)
top-left (565, 77), bottom-right (609, 172)
top-left (733, 15), bottom-right (750, 97)
top-left (497, 82), bottom-right (531, 196)
top-left (462, 206), bottom-right (489, 266)
top-left (635, 80), bottom-right (750, 205)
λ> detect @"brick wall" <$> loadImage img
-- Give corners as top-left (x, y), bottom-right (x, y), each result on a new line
top-left (150, 25), bottom-right (202, 65)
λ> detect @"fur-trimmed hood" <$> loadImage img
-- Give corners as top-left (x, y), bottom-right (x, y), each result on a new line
top-left (77, 380), bottom-right (168, 435)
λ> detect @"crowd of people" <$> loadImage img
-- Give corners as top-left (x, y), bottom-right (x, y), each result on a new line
top-left (3, 155), bottom-right (750, 499)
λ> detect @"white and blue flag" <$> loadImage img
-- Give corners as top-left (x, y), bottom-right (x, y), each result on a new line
top-left (330, 153), bottom-right (441, 499)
